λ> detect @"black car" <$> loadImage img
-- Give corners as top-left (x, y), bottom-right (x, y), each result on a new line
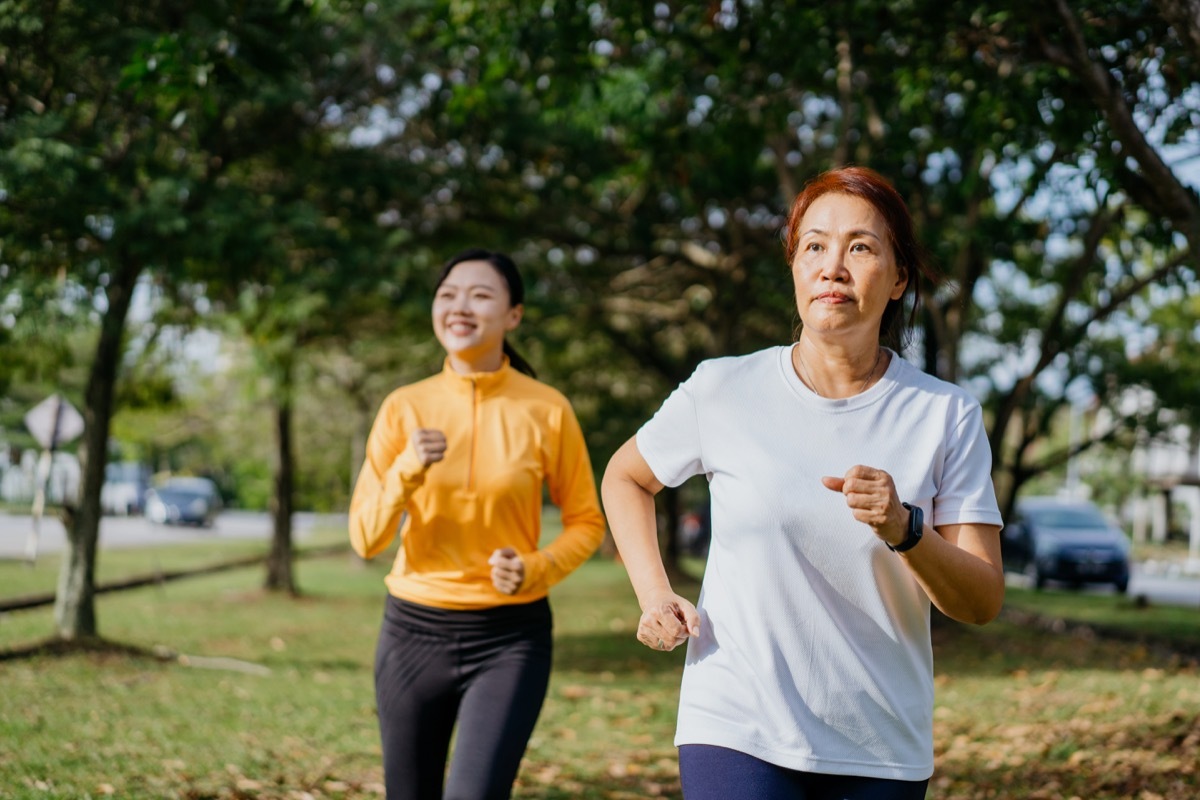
top-left (1002, 497), bottom-right (1131, 593)
top-left (145, 477), bottom-right (222, 527)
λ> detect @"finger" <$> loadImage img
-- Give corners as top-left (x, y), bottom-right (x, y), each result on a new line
top-left (678, 604), bottom-right (702, 638)
top-left (643, 611), bottom-right (687, 642)
top-left (821, 476), bottom-right (845, 492)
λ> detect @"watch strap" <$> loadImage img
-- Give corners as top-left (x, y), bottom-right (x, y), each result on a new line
top-left (888, 502), bottom-right (924, 552)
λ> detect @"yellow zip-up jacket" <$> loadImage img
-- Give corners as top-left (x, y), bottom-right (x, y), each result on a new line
top-left (349, 359), bottom-right (606, 610)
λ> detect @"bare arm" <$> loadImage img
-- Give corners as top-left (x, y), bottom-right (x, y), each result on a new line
top-left (824, 465), bottom-right (1004, 625)
top-left (903, 521), bottom-right (1004, 625)
top-left (601, 436), bottom-right (700, 650)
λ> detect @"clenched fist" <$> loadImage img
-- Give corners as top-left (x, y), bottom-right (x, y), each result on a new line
top-left (410, 428), bottom-right (447, 468)
top-left (489, 547), bottom-right (525, 595)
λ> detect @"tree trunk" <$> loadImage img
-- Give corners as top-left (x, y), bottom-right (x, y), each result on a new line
top-left (54, 261), bottom-right (141, 640)
top-left (264, 374), bottom-right (297, 594)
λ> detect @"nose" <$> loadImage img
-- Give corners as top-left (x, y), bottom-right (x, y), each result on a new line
top-left (819, 248), bottom-right (850, 282)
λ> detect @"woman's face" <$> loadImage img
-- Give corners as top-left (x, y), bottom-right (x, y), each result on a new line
top-left (432, 260), bottom-right (523, 367)
top-left (791, 192), bottom-right (907, 340)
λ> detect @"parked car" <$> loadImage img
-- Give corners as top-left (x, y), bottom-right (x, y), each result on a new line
top-left (101, 461), bottom-right (151, 515)
top-left (1002, 496), bottom-right (1131, 593)
top-left (144, 477), bottom-right (222, 527)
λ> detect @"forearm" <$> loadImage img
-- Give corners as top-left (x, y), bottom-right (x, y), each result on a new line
top-left (601, 440), bottom-right (672, 609)
top-left (899, 524), bottom-right (1005, 625)
top-left (524, 511), bottom-right (606, 592)
top-left (348, 448), bottom-right (426, 559)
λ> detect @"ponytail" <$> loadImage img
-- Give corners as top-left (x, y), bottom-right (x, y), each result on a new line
top-left (503, 340), bottom-right (537, 379)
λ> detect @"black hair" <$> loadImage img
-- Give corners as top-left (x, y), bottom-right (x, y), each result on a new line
top-left (434, 248), bottom-right (536, 378)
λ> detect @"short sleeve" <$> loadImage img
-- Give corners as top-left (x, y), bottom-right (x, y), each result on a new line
top-left (636, 366), bottom-right (707, 488)
top-left (933, 402), bottom-right (1004, 530)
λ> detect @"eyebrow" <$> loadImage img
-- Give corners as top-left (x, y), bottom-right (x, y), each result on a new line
top-left (802, 227), bottom-right (883, 241)
top-left (437, 282), bottom-right (499, 291)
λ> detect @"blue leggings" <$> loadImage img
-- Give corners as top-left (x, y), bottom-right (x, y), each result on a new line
top-left (679, 745), bottom-right (929, 800)
top-left (374, 596), bottom-right (552, 800)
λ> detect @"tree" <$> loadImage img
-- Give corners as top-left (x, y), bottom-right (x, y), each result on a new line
top-left (0, 0), bottom-right (403, 636)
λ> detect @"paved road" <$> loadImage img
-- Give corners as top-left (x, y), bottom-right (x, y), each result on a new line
top-left (1005, 565), bottom-right (1200, 608)
top-left (6, 512), bottom-right (1200, 609)
top-left (0, 510), bottom-right (348, 561)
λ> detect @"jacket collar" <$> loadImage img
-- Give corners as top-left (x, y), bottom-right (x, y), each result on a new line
top-left (439, 356), bottom-right (512, 395)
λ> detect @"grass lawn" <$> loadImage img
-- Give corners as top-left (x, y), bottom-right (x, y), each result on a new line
top-left (1, 525), bottom-right (1198, 799)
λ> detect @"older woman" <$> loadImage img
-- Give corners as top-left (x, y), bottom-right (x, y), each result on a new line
top-left (602, 167), bottom-right (1004, 800)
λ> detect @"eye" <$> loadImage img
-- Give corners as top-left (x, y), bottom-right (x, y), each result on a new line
top-left (851, 242), bottom-right (872, 253)
top-left (805, 241), bottom-right (823, 253)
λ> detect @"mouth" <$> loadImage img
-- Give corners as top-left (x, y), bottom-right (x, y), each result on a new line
top-left (814, 292), bottom-right (853, 303)
top-left (446, 320), bottom-right (476, 335)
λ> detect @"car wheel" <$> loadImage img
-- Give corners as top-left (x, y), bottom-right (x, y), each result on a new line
top-left (1114, 577), bottom-right (1129, 594)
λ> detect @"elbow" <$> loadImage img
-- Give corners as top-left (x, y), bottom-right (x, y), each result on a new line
top-left (958, 584), bottom-right (1006, 626)
top-left (937, 572), bottom-right (1005, 626)
top-left (348, 529), bottom-right (371, 560)
top-left (347, 514), bottom-right (379, 560)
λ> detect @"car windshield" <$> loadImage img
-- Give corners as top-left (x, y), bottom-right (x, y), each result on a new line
top-left (1026, 507), bottom-right (1108, 529)
top-left (156, 487), bottom-right (209, 504)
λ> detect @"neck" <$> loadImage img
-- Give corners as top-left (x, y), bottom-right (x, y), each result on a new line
top-left (793, 337), bottom-right (886, 399)
top-left (447, 350), bottom-right (505, 375)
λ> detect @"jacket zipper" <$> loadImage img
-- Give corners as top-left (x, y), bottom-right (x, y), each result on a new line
top-left (467, 379), bottom-right (478, 491)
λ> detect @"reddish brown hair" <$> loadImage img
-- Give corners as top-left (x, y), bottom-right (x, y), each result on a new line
top-left (784, 166), bottom-right (934, 344)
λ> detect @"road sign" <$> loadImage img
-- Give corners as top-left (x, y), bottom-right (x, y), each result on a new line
top-left (23, 394), bottom-right (85, 450)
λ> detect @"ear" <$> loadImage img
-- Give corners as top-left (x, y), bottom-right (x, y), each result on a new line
top-left (890, 265), bottom-right (909, 301)
top-left (506, 303), bottom-right (524, 331)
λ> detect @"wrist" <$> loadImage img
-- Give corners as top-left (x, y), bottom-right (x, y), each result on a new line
top-left (887, 503), bottom-right (924, 552)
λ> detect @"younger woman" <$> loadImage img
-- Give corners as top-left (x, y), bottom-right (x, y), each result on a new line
top-left (350, 249), bottom-right (606, 800)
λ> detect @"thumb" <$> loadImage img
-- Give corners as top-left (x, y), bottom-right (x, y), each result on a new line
top-left (678, 603), bottom-right (702, 637)
top-left (821, 476), bottom-right (845, 492)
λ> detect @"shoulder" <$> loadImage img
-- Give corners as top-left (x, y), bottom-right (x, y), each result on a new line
top-left (689, 346), bottom-right (784, 388)
top-left (505, 370), bottom-right (573, 406)
top-left (889, 356), bottom-right (984, 420)
top-left (380, 372), bottom-right (443, 407)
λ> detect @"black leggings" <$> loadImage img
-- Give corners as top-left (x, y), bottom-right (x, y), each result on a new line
top-left (374, 595), bottom-right (553, 800)
top-left (679, 745), bottom-right (929, 800)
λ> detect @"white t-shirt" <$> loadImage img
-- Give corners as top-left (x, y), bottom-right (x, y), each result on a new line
top-left (636, 345), bottom-right (1002, 781)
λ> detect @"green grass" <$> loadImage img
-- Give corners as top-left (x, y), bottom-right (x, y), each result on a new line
top-left (0, 525), bottom-right (351, 601)
top-left (1002, 585), bottom-right (1200, 652)
top-left (1, 533), bottom-right (1199, 799)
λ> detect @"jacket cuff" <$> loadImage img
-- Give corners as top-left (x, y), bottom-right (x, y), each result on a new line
top-left (520, 550), bottom-right (552, 594)
top-left (385, 446), bottom-right (427, 497)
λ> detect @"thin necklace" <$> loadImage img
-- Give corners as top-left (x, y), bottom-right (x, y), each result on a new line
top-left (797, 346), bottom-right (883, 398)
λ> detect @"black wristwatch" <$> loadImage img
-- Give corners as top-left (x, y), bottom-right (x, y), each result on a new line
top-left (888, 503), bottom-right (924, 552)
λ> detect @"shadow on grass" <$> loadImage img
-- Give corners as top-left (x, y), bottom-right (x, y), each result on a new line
top-left (0, 635), bottom-right (170, 663)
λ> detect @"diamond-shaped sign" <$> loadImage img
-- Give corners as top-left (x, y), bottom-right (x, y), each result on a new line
top-left (23, 394), bottom-right (85, 450)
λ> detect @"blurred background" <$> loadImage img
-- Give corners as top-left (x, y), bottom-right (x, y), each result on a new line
top-left (2, 1), bottom-right (1199, 622)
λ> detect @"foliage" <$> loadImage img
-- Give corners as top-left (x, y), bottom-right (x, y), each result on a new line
top-left (3, 1), bottom-right (1199, 561)
top-left (350, 1), bottom-right (1200, 524)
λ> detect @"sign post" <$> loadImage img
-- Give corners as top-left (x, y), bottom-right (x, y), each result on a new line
top-left (22, 394), bottom-right (85, 563)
